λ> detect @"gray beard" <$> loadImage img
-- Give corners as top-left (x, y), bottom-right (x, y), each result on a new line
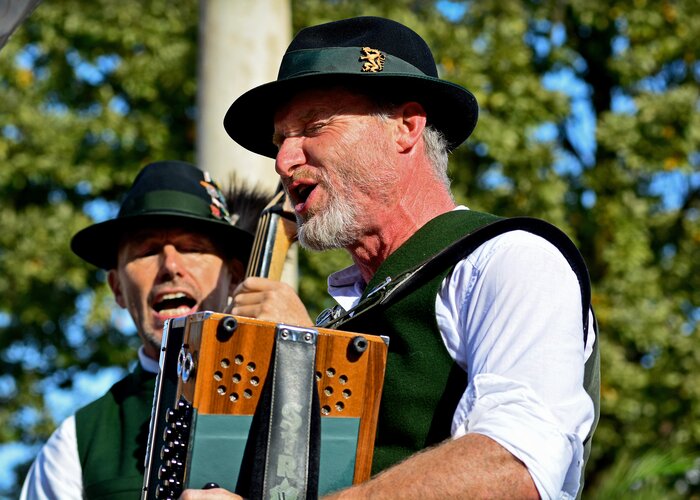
top-left (296, 192), bottom-right (361, 251)
top-left (290, 124), bottom-right (398, 251)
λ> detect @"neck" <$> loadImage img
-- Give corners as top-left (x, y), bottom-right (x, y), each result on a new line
top-left (348, 181), bottom-right (455, 283)
top-left (142, 343), bottom-right (160, 362)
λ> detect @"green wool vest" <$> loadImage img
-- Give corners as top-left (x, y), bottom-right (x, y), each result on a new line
top-left (75, 364), bottom-right (156, 499)
top-left (337, 210), bottom-right (600, 494)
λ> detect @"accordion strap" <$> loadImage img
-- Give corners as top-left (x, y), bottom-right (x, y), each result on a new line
top-left (262, 325), bottom-right (320, 499)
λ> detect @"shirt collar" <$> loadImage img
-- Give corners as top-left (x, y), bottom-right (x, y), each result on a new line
top-left (327, 264), bottom-right (366, 311)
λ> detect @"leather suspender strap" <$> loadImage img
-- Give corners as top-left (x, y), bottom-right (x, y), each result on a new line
top-left (319, 217), bottom-right (592, 345)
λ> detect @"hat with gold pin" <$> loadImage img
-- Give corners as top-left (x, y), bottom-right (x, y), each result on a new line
top-left (224, 16), bottom-right (478, 159)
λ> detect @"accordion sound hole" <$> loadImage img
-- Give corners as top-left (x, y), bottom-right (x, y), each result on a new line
top-left (317, 366), bottom-right (353, 415)
top-left (213, 355), bottom-right (260, 404)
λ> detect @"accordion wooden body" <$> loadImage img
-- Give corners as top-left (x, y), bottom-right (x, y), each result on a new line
top-left (142, 312), bottom-right (388, 499)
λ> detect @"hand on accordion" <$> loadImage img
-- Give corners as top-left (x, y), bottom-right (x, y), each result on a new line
top-left (228, 276), bottom-right (313, 327)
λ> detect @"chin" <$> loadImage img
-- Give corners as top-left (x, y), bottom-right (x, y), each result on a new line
top-left (143, 335), bottom-right (163, 354)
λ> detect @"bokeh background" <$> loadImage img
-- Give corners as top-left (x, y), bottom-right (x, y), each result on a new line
top-left (0, 0), bottom-right (698, 498)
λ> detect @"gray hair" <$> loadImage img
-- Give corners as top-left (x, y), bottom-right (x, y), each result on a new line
top-left (422, 124), bottom-right (450, 189)
top-left (372, 105), bottom-right (452, 190)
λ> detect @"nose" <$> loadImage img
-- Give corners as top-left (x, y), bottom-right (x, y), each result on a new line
top-left (275, 136), bottom-right (305, 178)
top-left (158, 244), bottom-right (185, 280)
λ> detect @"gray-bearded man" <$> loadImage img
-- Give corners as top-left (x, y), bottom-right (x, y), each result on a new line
top-left (204, 16), bottom-right (600, 500)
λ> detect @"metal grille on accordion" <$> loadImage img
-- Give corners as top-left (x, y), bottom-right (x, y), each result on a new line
top-left (142, 312), bottom-right (388, 499)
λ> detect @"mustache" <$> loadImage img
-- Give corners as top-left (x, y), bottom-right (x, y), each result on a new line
top-left (282, 168), bottom-right (331, 195)
top-left (290, 167), bottom-right (323, 183)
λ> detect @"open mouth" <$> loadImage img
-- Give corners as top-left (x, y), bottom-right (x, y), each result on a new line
top-left (296, 184), bottom-right (315, 203)
top-left (289, 182), bottom-right (318, 213)
top-left (153, 292), bottom-right (197, 317)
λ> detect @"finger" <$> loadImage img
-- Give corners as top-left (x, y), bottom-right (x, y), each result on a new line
top-left (234, 277), bottom-right (279, 295)
top-left (231, 291), bottom-right (268, 307)
top-left (229, 304), bottom-right (263, 319)
top-left (178, 487), bottom-right (241, 499)
top-left (231, 299), bottom-right (313, 326)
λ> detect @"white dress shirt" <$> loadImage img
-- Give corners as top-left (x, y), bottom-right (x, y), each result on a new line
top-left (327, 222), bottom-right (596, 499)
top-left (20, 348), bottom-right (159, 500)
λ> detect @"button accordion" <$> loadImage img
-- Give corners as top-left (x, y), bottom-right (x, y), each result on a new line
top-left (142, 312), bottom-right (388, 499)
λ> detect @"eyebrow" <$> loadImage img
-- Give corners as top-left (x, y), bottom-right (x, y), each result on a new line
top-left (271, 130), bottom-right (285, 148)
top-left (272, 107), bottom-right (334, 146)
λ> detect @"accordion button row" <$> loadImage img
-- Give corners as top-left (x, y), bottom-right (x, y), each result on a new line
top-left (155, 398), bottom-right (193, 499)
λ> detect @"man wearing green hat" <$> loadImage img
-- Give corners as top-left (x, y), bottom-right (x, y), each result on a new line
top-left (212, 15), bottom-right (600, 500)
top-left (20, 160), bottom-right (310, 499)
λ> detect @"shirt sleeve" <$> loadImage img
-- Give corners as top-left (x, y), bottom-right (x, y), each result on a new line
top-left (436, 230), bottom-right (595, 499)
top-left (20, 415), bottom-right (83, 500)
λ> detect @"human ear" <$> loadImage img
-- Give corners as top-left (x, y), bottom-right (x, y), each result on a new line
top-left (395, 101), bottom-right (427, 152)
top-left (107, 269), bottom-right (127, 308)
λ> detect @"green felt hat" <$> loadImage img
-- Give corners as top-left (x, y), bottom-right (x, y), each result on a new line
top-left (71, 161), bottom-right (254, 269)
top-left (224, 16), bottom-right (479, 159)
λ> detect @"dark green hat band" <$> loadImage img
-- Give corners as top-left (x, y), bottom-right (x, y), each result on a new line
top-left (121, 190), bottom-right (215, 219)
top-left (279, 47), bottom-right (427, 79)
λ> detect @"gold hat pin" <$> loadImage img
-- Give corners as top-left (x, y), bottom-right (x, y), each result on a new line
top-left (360, 47), bottom-right (386, 73)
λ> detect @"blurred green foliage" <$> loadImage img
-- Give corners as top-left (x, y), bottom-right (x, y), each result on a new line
top-left (1, 0), bottom-right (698, 497)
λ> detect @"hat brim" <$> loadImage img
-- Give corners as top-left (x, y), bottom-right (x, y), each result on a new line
top-left (71, 213), bottom-right (254, 270)
top-left (224, 72), bottom-right (478, 159)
